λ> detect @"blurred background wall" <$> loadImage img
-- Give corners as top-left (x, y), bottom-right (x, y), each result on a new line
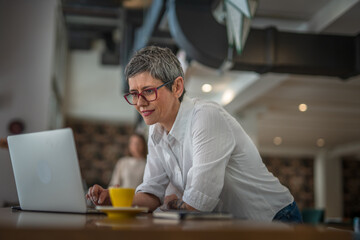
top-left (0, 0), bottom-right (58, 206)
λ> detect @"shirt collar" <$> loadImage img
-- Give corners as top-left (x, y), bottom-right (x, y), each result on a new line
top-left (150, 96), bottom-right (193, 145)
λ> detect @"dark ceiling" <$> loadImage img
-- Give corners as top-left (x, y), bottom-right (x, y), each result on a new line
top-left (61, 0), bottom-right (178, 66)
top-left (62, 0), bottom-right (138, 65)
top-left (62, 0), bottom-right (360, 80)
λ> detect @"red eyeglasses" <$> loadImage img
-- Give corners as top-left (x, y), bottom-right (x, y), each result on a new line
top-left (124, 79), bottom-right (175, 105)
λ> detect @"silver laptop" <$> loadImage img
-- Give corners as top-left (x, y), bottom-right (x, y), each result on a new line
top-left (8, 128), bottom-right (97, 214)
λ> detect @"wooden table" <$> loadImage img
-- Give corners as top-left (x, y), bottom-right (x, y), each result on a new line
top-left (0, 208), bottom-right (353, 240)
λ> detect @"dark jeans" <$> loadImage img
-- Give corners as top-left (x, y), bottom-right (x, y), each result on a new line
top-left (272, 201), bottom-right (303, 223)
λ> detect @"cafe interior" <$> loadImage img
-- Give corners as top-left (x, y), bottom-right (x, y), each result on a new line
top-left (0, 0), bottom-right (359, 239)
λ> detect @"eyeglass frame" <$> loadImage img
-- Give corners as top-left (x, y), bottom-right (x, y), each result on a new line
top-left (124, 78), bottom-right (176, 105)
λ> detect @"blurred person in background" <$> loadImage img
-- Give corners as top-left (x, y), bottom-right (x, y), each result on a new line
top-left (108, 133), bottom-right (147, 189)
top-left (0, 120), bottom-right (25, 149)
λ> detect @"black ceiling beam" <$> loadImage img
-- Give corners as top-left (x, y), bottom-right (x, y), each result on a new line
top-left (66, 24), bottom-right (117, 32)
top-left (149, 30), bottom-right (178, 48)
top-left (62, 0), bottom-right (122, 9)
top-left (234, 28), bottom-right (358, 79)
top-left (167, 0), bottom-right (360, 79)
top-left (62, 5), bottom-right (119, 18)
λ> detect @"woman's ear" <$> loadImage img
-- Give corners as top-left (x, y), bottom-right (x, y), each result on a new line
top-left (172, 77), bottom-right (184, 98)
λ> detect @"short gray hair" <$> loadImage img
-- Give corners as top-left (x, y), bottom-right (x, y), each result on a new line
top-left (125, 46), bottom-right (186, 102)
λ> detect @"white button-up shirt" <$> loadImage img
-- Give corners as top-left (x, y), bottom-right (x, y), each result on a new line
top-left (136, 96), bottom-right (293, 221)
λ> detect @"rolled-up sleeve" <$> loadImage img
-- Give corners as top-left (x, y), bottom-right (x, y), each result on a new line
top-left (182, 106), bottom-right (236, 211)
top-left (136, 138), bottom-right (169, 203)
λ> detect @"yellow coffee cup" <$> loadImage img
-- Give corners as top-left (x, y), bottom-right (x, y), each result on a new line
top-left (109, 187), bottom-right (135, 207)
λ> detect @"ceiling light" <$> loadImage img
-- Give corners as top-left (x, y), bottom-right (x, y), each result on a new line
top-left (221, 89), bottom-right (235, 105)
top-left (316, 138), bottom-right (325, 147)
top-left (298, 103), bottom-right (307, 112)
top-left (202, 84), bottom-right (213, 93)
top-left (273, 137), bottom-right (282, 146)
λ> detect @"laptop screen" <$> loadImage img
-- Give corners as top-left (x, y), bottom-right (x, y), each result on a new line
top-left (8, 128), bottom-right (88, 213)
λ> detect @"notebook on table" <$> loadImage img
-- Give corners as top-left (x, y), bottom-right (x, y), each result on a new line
top-left (153, 210), bottom-right (233, 220)
top-left (7, 128), bottom-right (101, 214)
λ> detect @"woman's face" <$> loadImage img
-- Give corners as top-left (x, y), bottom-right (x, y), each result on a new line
top-left (128, 72), bottom-right (182, 131)
top-left (129, 135), bottom-right (144, 158)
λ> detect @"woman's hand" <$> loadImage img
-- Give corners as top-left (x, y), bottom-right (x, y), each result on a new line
top-left (159, 194), bottom-right (179, 211)
top-left (86, 184), bottom-right (111, 206)
top-left (164, 194), bottom-right (198, 211)
top-left (164, 194), bottom-right (179, 206)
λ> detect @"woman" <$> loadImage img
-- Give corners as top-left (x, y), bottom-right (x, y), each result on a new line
top-left (108, 133), bottom-right (147, 189)
top-left (87, 46), bottom-right (302, 223)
